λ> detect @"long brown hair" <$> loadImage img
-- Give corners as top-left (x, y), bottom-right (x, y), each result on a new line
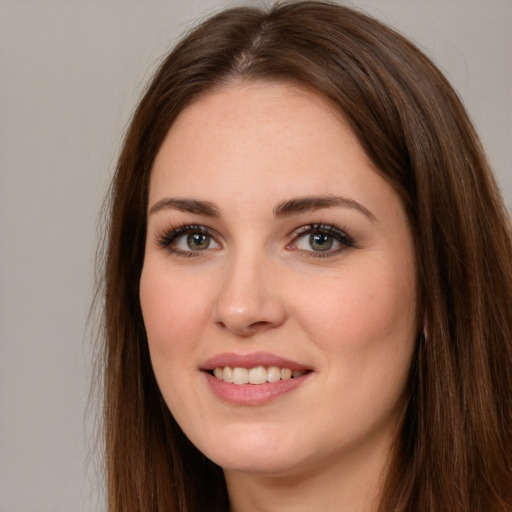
top-left (100, 2), bottom-right (512, 510)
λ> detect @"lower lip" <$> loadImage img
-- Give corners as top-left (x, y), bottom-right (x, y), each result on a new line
top-left (204, 372), bottom-right (311, 406)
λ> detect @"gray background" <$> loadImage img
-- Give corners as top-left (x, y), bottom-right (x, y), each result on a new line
top-left (1, 1), bottom-right (510, 511)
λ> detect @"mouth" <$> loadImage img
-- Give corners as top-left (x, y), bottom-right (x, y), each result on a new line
top-left (208, 366), bottom-right (309, 385)
top-left (200, 352), bottom-right (313, 405)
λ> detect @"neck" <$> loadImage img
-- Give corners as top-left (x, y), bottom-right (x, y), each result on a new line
top-left (224, 432), bottom-right (394, 512)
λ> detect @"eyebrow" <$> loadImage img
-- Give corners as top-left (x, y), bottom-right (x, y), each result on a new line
top-left (148, 194), bottom-right (375, 221)
top-left (273, 195), bottom-right (376, 221)
top-left (148, 198), bottom-right (221, 217)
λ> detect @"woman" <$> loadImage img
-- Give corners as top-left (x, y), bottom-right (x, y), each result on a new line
top-left (100, 1), bottom-right (512, 510)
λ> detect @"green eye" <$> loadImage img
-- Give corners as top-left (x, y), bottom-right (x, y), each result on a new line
top-left (157, 224), bottom-right (221, 256)
top-left (186, 232), bottom-right (211, 250)
top-left (309, 232), bottom-right (333, 251)
top-left (290, 224), bottom-right (354, 256)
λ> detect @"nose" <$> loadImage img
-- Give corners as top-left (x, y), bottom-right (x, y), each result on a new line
top-left (212, 253), bottom-right (286, 337)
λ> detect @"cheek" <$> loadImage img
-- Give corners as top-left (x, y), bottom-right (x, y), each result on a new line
top-left (296, 260), bottom-right (417, 356)
top-left (299, 261), bottom-right (417, 434)
top-left (139, 260), bottom-right (212, 361)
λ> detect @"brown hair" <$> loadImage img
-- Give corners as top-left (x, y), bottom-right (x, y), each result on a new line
top-left (100, 1), bottom-right (512, 510)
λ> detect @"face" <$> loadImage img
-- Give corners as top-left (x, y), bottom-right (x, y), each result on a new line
top-left (140, 82), bottom-right (418, 480)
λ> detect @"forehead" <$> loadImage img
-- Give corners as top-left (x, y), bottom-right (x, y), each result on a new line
top-left (146, 82), bottom-right (412, 235)
top-left (150, 82), bottom-right (379, 200)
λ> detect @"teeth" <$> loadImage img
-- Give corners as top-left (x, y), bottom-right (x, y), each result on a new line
top-left (267, 366), bottom-right (281, 383)
top-left (233, 367), bottom-right (249, 385)
top-left (212, 366), bottom-right (308, 384)
top-left (281, 368), bottom-right (292, 380)
top-left (248, 366), bottom-right (267, 384)
top-left (223, 366), bottom-right (234, 383)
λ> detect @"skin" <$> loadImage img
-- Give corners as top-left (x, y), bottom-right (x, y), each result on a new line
top-left (140, 82), bottom-right (418, 512)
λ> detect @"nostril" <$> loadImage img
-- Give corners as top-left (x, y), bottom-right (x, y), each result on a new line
top-left (214, 318), bottom-right (277, 337)
top-left (249, 320), bottom-right (272, 329)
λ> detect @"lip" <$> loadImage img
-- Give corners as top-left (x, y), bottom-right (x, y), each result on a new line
top-left (201, 352), bottom-right (313, 406)
top-left (201, 351), bottom-right (310, 371)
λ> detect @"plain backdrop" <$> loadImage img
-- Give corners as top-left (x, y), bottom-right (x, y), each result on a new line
top-left (0, 1), bottom-right (510, 511)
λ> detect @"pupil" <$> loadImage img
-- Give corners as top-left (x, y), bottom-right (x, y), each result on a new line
top-left (187, 233), bottom-right (209, 250)
top-left (310, 233), bottom-right (332, 251)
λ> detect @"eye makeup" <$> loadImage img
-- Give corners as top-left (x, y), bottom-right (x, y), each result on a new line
top-left (155, 223), bottom-right (221, 257)
top-left (286, 223), bottom-right (356, 258)
top-left (154, 220), bottom-right (356, 260)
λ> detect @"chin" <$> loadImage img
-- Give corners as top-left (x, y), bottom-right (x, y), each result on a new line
top-left (196, 424), bottom-right (305, 475)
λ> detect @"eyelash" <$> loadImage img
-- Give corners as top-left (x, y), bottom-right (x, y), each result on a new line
top-left (155, 222), bottom-right (355, 258)
top-left (155, 223), bottom-right (218, 258)
top-left (288, 223), bottom-right (355, 258)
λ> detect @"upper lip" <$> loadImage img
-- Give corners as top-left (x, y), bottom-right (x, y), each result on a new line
top-left (201, 352), bottom-right (310, 371)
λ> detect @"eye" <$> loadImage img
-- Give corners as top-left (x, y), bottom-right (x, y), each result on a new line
top-left (301, 232), bottom-right (336, 251)
top-left (176, 232), bottom-right (213, 251)
top-left (295, 231), bottom-right (340, 252)
top-left (156, 224), bottom-right (221, 255)
top-left (289, 224), bottom-right (354, 256)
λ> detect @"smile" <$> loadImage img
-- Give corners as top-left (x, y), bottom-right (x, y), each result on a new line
top-left (202, 352), bottom-right (313, 405)
top-left (212, 366), bottom-right (308, 385)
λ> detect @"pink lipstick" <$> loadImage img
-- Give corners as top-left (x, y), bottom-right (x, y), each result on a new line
top-left (201, 352), bottom-right (312, 406)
